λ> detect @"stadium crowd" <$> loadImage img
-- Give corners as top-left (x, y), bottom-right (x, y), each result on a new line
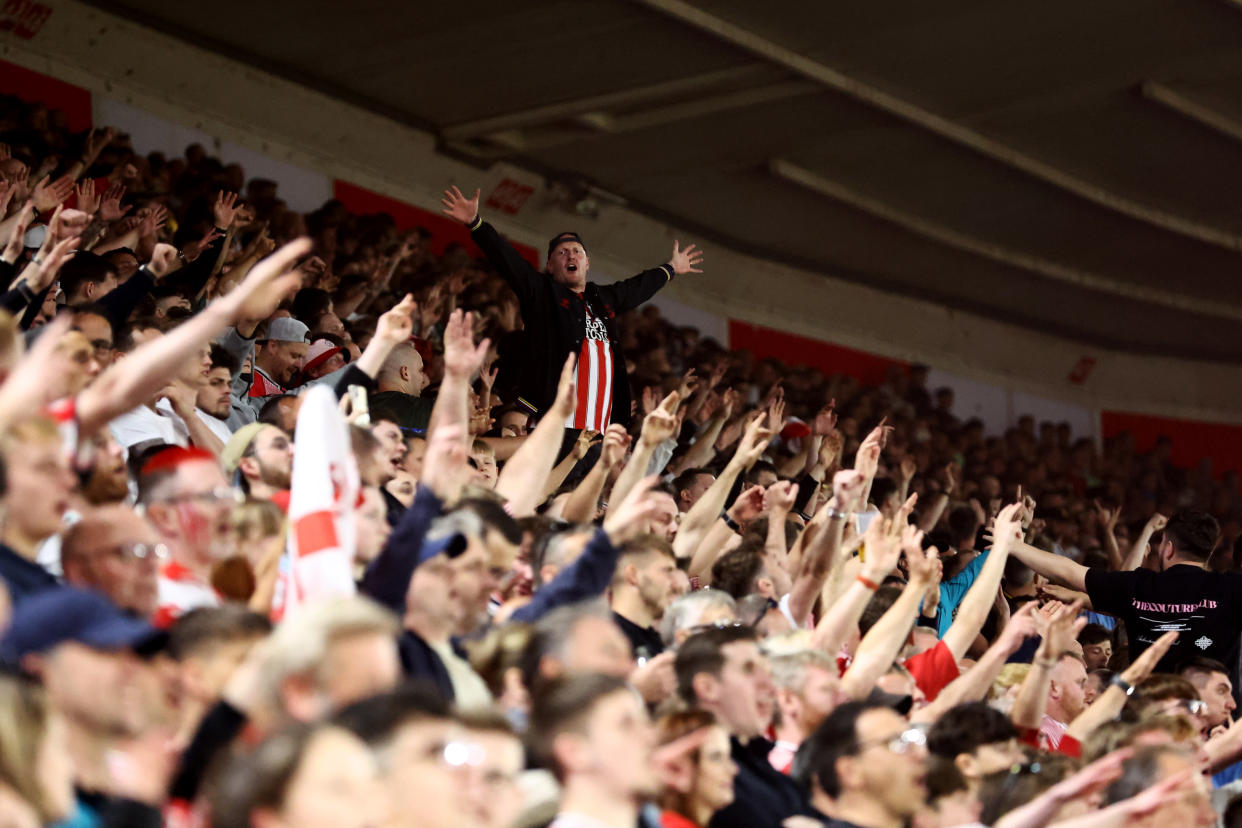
top-left (1, 91), bottom-right (1242, 828)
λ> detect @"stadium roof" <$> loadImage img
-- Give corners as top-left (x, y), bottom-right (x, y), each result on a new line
top-left (86, 0), bottom-right (1242, 361)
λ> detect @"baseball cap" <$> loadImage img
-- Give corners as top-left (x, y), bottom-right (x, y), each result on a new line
top-left (417, 530), bottom-right (468, 568)
top-left (0, 587), bottom-right (167, 665)
top-left (265, 317), bottom-right (309, 344)
top-left (221, 422), bottom-right (269, 475)
top-left (301, 338), bottom-right (343, 375)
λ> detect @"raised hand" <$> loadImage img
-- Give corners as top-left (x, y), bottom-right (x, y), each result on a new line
top-left (374, 294), bottom-right (417, 345)
top-left (832, 469), bottom-right (866, 512)
top-left (32, 174), bottom-right (74, 213)
top-left (74, 179), bottom-right (100, 215)
top-left (146, 243), bottom-right (182, 279)
top-left (421, 424), bottom-right (471, 502)
top-left (677, 368), bottom-right (698, 399)
top-left (640, 391), bottom-right (680, 446)
top-left (1120, 630), bottom-right (1178, 685)
top-left (571, 430), bottom-right (600, 461)
top-left (80, 126), bottom-right (115, 167)
top-left (995, 601), bottom-right (1041, 655)
top-left (728, 484), bottom-right (767, 524)
top-left (600, 423), bottom-right (630, 468)
top-left (1, 203), bottom-right (34, 265)
top-left (886, 494), bottom-right (915, 532)
top-left (813, 402), bottom-right (838, 436)
top-left (441, 185), bottom-right (481, 225)
top-left (442, 309), bottom-right (490, 380)
top-left (854, 419), bottom-right (889, 478)
top-left (764, 480), bottom-right (799, 514)
top-left (861, 517), bottom-right (901, 580)
top-left (990, 502), bottom-right (1025, 552)
top-left (27, 234), bottom-right (80, 293)
top-left (99, 183), bottom-right (129, 222)
top-left (1144, 512), bottom-right (1169, 536)
top-left (604, 475), bottom-right (667, 544)
top-left (669, 240), bottom-right (704, 275)
top-left (213, 191), bottom-right (243, 230)
top-left (734, 413), bottom-right (773, 468)
top-left (182, 227), bottom-right (224, 264)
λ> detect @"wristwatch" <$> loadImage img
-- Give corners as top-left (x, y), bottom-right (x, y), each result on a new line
top-left (1109, 674), bottom-right (1134, 696)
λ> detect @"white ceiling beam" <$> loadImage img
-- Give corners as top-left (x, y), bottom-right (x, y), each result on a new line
top-left (1141, 81), bottom-right (1242, 147)
top-left (634, 0), bottom-right (1242, 252)
top-left (770, 158), bottom-right (1242, 322)
top-left (440, 64), bottom-right (769, 140)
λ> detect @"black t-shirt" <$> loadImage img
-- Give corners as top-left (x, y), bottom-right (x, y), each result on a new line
top-left (612, 611), bottom-right (664, 660)
top-left (1085, 565), bottom-right (1242, 674)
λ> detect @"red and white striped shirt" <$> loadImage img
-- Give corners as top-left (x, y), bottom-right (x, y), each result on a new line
top-left (567, 301), bottom-right (613, 432)
top-left (249, 367), bottom-right (285, 398)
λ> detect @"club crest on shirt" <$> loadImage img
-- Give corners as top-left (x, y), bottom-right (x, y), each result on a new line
top-left (584, 313), bottom-right (608, 342)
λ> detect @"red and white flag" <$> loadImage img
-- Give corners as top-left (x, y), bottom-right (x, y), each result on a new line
top-left (270, 385), bottom-right (358, 621)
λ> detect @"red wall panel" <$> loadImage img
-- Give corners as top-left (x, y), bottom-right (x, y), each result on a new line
top-left (727, 320), bottom-right (906, 386)
top-left (1101, 410), bottom-right (1242, 476)
top-left (332, 180), bottom-right (539, 267)
top-left (0, 58), bottom-right (91, 132)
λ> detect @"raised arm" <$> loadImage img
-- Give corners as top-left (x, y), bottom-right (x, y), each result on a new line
top-left (941, 502), bottom-right (1023, 659)
top-left (561, 424), bottom-right (628, 523)
top-left (787, 471), bottom-right (864, 625)
top-left (426, 309), bottom-right (489, 450)
top-left (1010, 600), bottom-right (1085, 730)
top-left (443, 186), bottom-right (542, 303)
top-left (612, 390), bottom-right (679, 508)
top-left (1009, 538), bottom-right (1090, 591)
top-left (1121, 513), bottom-right (1167, 571)
top-left (495, 356), bottom-right (576, 517)
top-left (676, 415), bottom-right (771, 566)
top-left (911, 602), bottom-right (1040, 724)
top-left (1066, 631), bottom-right (1177, 743)
top-left (840, 532), bottom-right (939, 699)
top-left (75, 239), bottom-right (310, 434)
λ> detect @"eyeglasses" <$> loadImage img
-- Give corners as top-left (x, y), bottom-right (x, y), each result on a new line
top-left (1170, 698), bottom-right (1209, 717)
top-left (859, 725), bottom-right (927, 755)
top-left (160, 487), bottom-right (244, 507)
top-left (114, 543), bottom-right (169, 562)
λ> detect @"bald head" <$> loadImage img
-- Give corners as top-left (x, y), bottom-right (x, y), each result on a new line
top-left (62, 505), bottom-right (163, 617)
top-left (377, 342), bottom-right (428, 396)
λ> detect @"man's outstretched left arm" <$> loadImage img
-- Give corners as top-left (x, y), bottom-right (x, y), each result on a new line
top-left (601, 240), bottom-right (704, 312)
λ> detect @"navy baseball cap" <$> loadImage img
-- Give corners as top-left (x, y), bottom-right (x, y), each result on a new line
top-left (416, 530), bottom-right (468, 568)
top-left (0, 587), bottom-right (167, 665)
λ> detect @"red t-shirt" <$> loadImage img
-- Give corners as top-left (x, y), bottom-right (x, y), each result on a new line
top-left (903, 639), bottom-right (960, 702)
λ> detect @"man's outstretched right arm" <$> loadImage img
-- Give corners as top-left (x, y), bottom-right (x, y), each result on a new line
top-left (442, 185), bottom-right (540, 304)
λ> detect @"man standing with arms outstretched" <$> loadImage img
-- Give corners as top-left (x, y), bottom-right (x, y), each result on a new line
top-left (442, 185), bottom-right (703, 431)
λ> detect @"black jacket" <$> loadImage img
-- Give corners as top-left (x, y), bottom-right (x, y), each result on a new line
top-left (469, 218), bottom-right (674, 427)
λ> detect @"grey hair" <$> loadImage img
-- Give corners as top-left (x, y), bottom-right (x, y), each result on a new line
top-left (658, 589), bottom-right (737, 646)
top-left (255, 595), bottom-right (399, 716)
top-left (530, 599), bottom-right (613, 667)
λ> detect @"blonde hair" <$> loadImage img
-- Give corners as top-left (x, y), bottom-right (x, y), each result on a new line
top-left (767, 648), bottom-right (838, 690)
top-left (0, 674), bottom-right (60, 822)
top-left (231, 498), bottom-right (286, 546)
top-left (990, 663), bottom-right (1031, 700)
top-left (0, 310), bottom-right (20, 378)
top-left (0, 415), bottom-right (61, 457)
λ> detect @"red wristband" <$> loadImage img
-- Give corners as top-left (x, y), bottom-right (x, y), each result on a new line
top-left (856, 574), bottom-right (880, 591)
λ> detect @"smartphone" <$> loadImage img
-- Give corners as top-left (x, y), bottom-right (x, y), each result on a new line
top-left (347, 384), bottom-right (370, 427)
